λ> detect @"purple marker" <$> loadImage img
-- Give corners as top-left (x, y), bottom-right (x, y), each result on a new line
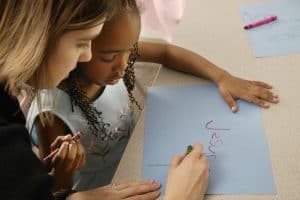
top-left (244, 15), bottom-right (277, 30)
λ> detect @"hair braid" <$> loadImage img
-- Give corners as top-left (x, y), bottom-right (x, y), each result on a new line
top-left (65, 69), bottom-right (110, 137)
top-left (123, 42), bottom-right (142, 110)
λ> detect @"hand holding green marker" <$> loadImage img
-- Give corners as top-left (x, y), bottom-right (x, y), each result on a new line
top-left (186, 145), bottom-right (193, 155)
top-left (185, 145), bottom-right (210, 172)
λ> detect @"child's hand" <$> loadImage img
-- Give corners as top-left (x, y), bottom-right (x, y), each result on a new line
top-left (217, 73), bottom-right (279, 112)
top-left (50, 135), bottom-right (86, 171)
top-left (48, 135), bottom-right (85, 191)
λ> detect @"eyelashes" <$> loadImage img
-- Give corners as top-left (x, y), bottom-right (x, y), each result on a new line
top-left (77, 44), bottom-right (90, 49)
top-left (99, 55), bottom-right (116, 63)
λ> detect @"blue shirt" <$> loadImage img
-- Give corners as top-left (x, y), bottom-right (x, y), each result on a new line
top-left (26, 81), bottom-right (136, 191)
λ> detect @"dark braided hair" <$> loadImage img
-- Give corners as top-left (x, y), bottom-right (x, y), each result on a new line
top-left (65, 69), bottom-right (110, 136)
top-left (123, 42), bottom-right (142, 110)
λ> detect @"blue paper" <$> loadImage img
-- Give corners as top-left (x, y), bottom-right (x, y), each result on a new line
top-left (240, 0), bottom-right (300, 57)
top-left (143, 84), bottom-right (276, 194)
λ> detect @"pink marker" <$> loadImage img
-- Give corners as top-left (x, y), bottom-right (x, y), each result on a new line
top-left (244, 15), bottom-right (277, 30)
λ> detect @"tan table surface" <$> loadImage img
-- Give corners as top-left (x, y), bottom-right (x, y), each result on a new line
top-left (113, 0), bottom-right (300, 199)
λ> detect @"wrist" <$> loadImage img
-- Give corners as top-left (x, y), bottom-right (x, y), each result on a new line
top-left (49, 170), bottom-right (74, 192)
top-left (212, 69), bottom-right (230, 84)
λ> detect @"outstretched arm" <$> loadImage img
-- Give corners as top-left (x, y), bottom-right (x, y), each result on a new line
top-left (138, 41), bottom-right (279, 112)
top-left (138, 41), bottom-right (226, 83)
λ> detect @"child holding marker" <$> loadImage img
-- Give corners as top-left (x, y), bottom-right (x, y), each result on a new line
top-left (27, 0), bottom-right (278, 193)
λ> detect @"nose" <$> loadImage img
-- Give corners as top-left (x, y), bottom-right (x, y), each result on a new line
top-left (78, 42), bottom-right (92, 62)
top-left (112, 53), bottom-right (129, 73)
top-left (79, 49), bottom-right (92, 62)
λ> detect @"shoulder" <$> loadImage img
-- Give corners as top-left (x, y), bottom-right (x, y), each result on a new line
top-left (26, 88), bottom-right (73, 132)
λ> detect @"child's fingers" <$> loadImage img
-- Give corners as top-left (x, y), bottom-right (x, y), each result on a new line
top-left (64, 141), bottom-right (85, 172)
top-left (256, 88), bottom-right (273, 99)
top-left (64, 141), bottom-right (78, 172)
top-left (247, 96), bottom-right (270, 108)
top-left (251, 80), bottom-right (272, 89)
top-left (254, 88), bottom-right (279, 104)
top-left (52, 142), bottom-right (69, 168)
top-left (74, 142), bottom-right (86, 170)
top-left (219, 87), bottom-right (238, 112)
top-left (51, 134), bottom-right (72, 151)
top-left (43, 148), bottom-right (59, 165)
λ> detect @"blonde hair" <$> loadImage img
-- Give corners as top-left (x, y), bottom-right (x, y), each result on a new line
top-left (0, 0), bottom-right (120, 95)
top-left (0, 1), bottom-right (52, 95)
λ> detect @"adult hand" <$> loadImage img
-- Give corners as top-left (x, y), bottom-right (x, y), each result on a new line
top-left (164, 144), bottom-right (209, 200)
top-left (67, 179), bottom-right (161, 200)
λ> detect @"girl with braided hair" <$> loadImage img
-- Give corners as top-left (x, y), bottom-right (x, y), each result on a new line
top-left (27, 0), bottom-right (278, 196)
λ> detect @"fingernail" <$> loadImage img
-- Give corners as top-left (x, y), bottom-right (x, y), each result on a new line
top-left (264, 103), bottom-right (270, 107)
top-left (231, 106), bottom-right (237, 112)
top-left (66, 134), bottom-right (72, 139)
top-left (154, 182), bottom-right (161, 187)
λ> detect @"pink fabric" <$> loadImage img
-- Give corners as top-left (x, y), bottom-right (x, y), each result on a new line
top-left (137, 0), bottom-right (187, 42)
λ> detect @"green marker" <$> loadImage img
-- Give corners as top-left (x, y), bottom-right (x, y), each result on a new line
top-left (186, 145), bottom-right (193, 155)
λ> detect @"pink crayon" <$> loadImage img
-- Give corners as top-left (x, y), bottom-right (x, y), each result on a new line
top-left (244, 15), bottom-right (277, 30)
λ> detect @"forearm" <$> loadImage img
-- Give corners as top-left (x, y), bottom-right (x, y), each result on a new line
top-left (138, 41), bottom-right (229, 83)
top-left (36, 117), bottom-right (75, 192)
top-left (36, 120), bottom-right (59, 159)
top-left (163, 44), bottom-right (229, 83)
